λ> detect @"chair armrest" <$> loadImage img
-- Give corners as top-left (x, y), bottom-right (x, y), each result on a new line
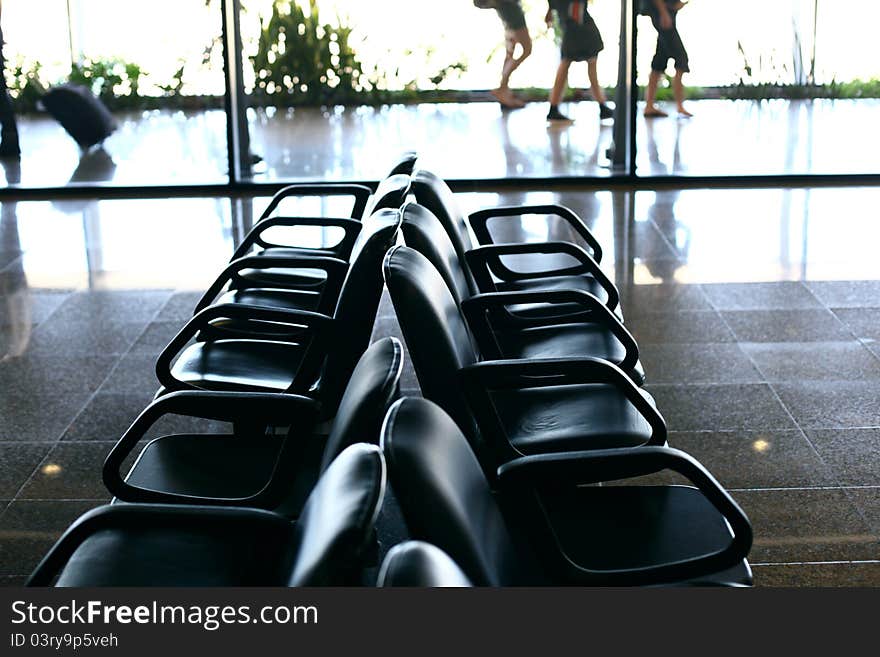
top-left (468, 204), bottom-right (603, 263)
top-left (155, 303), bottom-right (334, 393)
top-left (102, 390), bottom-right (319, 505)
top-left (465, 241), bottom-right (619, 312)
top-left (461, 356), bottom-right (666, 448)
top-left (26, 504), bottom-right (291, 586)
top-left (461, 290), bottom-right (638, 373)
top-left (195, 254), bottom-right (348, 316)
top-left (231, 215), bottom-right (363, 261)
top-left (496, 446), bottom-right (753, 585)
top-left (257, 183), bottom-right (372, 222)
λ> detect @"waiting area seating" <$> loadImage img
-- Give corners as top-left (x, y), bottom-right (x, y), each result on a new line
top-left (26, 157), bottom-right (753, 587)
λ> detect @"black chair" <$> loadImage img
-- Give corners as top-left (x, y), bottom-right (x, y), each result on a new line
top-left (400, 203), bottom-right (644, 384)
top-left (154, 210), bottom-right (400, 417)
top-left (382, 397), bottom-right (753, 587)
top-left (377, 541), bottom-right (473, 587)
top-left (383, 245), bottom-right (664, 474)
top-left (104, 337), bottom-right (403, 513)
top-left (411, 169), bottom-right (619, 317)
top-left (27, 443), bottom-right (386, 587)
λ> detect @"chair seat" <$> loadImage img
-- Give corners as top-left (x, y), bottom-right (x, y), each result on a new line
top-left (496, 275), bottom-right (622, 320)
top-left (537, 485), bottom-right (753, 586)
top-left (496, 324), bottom-right (646, 385)
top-left (170, 339), bottom-right (305, 392)
top-left (217, 287), bottom-right (321, 313)
top-left (491, 384), bottom-right (656, 454)
top-left (55, 513), bottom-right (296, 586)
top-left (239, 246), bottom-right (336, 289)
top-left (123, 433), bottom-right (322, 515)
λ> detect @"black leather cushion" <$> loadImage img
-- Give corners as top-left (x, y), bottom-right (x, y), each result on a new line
top-left (366, 173), bottom-right (411, 215)
top-left (382, 398), bottom-right (522, 586)
top-left (170, 339), bottom-right (306, 392)
top-left (216, 287), bottom-right (321, 313)
top-left (378, 541), bottom-right (473, 587)
top-left (411, 170), bottom-right (475, 262)
top-left (491, 384), bottom-right (656, 454)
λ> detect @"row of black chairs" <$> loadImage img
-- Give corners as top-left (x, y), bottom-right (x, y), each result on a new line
top-left (27, 154), bottom-right (753, 586)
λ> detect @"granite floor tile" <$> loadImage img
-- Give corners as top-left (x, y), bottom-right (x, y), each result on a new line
top-left (25, 318), bottom-right (147, 357)
top-left (806, 281), bottom-right (880, 308)
top-left (49, 290), bottom-right (172, 325)
top-left (626, 311), bottom-right (735, 344)
top-left (0, 501), bottom-right (100, 577)
top-left (721, 309), bottom-right (853, 343)
top-left (0, 443), bottom-right (54, 498)
top-left (741, 341), bottom-right (880, 382)
top-left (805, 429), bottom-right (880, 486)
top-left (752, 562), bottom-right (880, 587)
top-left (97, 353), bottom-right (162, 396)
top-left (0, 290), bottom-right (72, 328)
top-left (618, 283), bottom-right (712, 315)
top-left (153, 291), bottom-right (202, 323)
top-left (128, 321), bottom-right (187, 355)
top-left (0, 576), bottom-right (27, 587)
top-left (667, 430), bottom-right (834, 489)
top-left (774, 381), bottom-right (880, 428)
top-left (17, 442), bottom-right (116, 501)
top-left (733, 488), bottom-right (880, 563)
top-left (844, 488), bottom-right (880, 534)
top-left (60, 392), bottom-right (155, 442)
top-left (646, 384), bottom-right (796, 432)
top-left (830, 307), bottom-right (880, 342)
top-left (0, 354), bottom-right (117, 396)
top-left (638, 343), bottom-right (762, 384)
top-left (702, 282), bottom-right (822, 311)
top-left (0, 391), bottom-right (91, 442)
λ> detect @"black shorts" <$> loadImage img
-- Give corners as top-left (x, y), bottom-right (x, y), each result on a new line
top-left (650, 12), bottom-right (689, 72)
top-left (561, 16), bottom-right (604, 62)
top-left (495, 1), bottom-right (527, 31)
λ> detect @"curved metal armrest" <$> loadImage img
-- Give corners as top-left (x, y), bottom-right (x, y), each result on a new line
top-left (102, 390), bottom-right (319, 504)
top-left (26, 504), bottom-right (291, 586)
top-left (257, 183), bottom-right (372, 222)
top-left (195, 254), bottom-right (348, 316)
top-left (231, 215), bottom-right (362, 261)
top-left (497, 446), bottom-right (753, 585)
top-left (468, 204), bottom-right (603, 263)
top-left (155, 303), bottom-right (334, 393)
top-left (461, 289), bottom-right (638, 372)
top-left (465, 241), bottom-right (619, 311)
top-left (462, 356), bottom-right (666, 446)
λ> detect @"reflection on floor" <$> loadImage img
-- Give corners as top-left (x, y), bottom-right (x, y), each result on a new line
top-left (3, 98), bottom-right (879, 187)
top-left (0, 186), bottom-right (878, 586)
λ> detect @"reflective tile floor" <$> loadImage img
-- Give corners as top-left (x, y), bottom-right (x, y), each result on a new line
top-left (0, 186), bottom-right (878, 586)
top-left (2, 98), bottom-right (879, 188)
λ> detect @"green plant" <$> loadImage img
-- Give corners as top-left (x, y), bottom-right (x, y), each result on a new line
top-left (68, 58), bottom-right (145, 108)
top-left (5, 58), bottom-right (48, 112)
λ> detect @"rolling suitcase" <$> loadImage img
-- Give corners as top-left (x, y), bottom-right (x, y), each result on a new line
top-left (41, 83), bottom-right (117, 149)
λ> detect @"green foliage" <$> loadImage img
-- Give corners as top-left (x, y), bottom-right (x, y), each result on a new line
top-left (68, 58), bottom-right (145, 108)
top-left (4, 58), bottom-right (48, 112)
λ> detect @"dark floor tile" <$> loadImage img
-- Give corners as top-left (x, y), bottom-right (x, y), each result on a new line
top-left (774, 381), bottom-right (880, 428)
top-left (153, 291), bottom-right (202, 323)
top-left (0, 501), bottom-right (100, 576)
top-left (646, 384), bottom-right (796, 432)
top-left (807, 281), bottom-right (880, 308)
top-left (638, 343), bottom-right (762, 384)
top-left (60, 392), bottom-right (154, 442)
top-left (0, 443), bottom-right (53, 498)
top-left (25, 318), bottom-right (146, 357)
top-left (0, 576), bottom-right (27, 587)
top-left (845, 488), bottom-right (880, 534)
top-left (867, 342), bottom-right (880, 361)
top-left (97, 353), bottom-right (161, 396)
top-left (722, 309), bottom-right (853, 343)
top-left (618, 283), bottom-right (712, 315)
top-left (626, 311), bottom-right (735, 344)
top-left (128, 321), bottom-right (186, 355)
top-left (805, 429), bottom-right (880, 487)
top-left (0, 391), bottom-right (90, 442)
top-left (50, 290), bottom-right (172, 325)
top-left (0, 290), bottom-right (72, 328)
top-left (0, 354), bottom-right (117, 395)
top-left (702, 282), bottom-right (822, 311)
top-left (668, 430), bottom-right (834, 489)
top-left (742, 342), bottom-right (880, 382)
top-left (733, 488), bottom-right (879, 563)
top-left (830, 307), bottom-right (880, 342)
top-left (753, 562), bottom-right (880, 587)
top-left (17, 442), bottom-right (116, 500)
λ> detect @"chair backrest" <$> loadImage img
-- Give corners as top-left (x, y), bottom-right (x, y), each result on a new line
top-left (411, 169), bottom-right (475, 261)
top-left (288, 443), bottom-right (386, 586)
top-left (386, 151), bottom-right (418, 177)
top-left (400, 202), bottom-right (477, 302)
top-left (381, 398), bottom-right (521, 586)
top-left (320, 336), bottom-right (404, 472)
top-left (377, 541), bottom-right (473, 587)
top-left (319, 209), bottom-right (401, 411)
top-left (382, 245), bottom-right (480, 441)
top-left (364, 173), bottom-right (411, 217)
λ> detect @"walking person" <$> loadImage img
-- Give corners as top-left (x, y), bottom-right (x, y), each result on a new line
top-left (644, 0), bottom-right (692, 118)
top-left (545, 0), bottom-right (613, 123)
top-left (0, 1), bottom-right (20, 157)
top-left (489, 1), bottom-right (532, 109)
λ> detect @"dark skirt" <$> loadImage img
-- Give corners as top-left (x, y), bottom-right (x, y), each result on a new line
top-left (561, 16), bottom-right (604, 61)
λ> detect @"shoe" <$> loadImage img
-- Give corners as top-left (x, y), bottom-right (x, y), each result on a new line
top-left (599, 103), bottom-right (614, 120)
top-left (546, 107), bottom-right (573, 123)
top-left (644, 107), bottom-right (668, 118)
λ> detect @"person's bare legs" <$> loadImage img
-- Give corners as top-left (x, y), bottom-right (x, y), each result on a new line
top-left (587, 58), bottom-right (606, 105)
top-left (644, 70), bottom-right (668, 117)
top-left (672, 68), bottom-right (692, 116)
top-left (493, 27), bottom-right (531, 108)
top-left (547, 58), bottom-right (573, 121)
